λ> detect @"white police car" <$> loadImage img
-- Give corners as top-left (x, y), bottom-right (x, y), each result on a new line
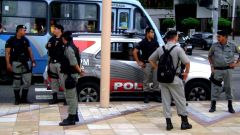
top-left (41, 34), bottom-right (211, 102)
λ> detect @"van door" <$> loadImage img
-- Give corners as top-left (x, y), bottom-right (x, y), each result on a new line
top-left (110, 42), bottom-right (143, 92)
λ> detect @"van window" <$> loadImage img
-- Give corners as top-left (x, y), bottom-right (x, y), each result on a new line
top-left (134, 9), bottom-right (149, 34)
top-left (96, 42), bottom-right (135, 61)
top-left (111, 42), bottom-right (134, 61)
top-left (1, 1), bottom-right (47, 34)
top-left (50, 2), bottom-right (98, 33)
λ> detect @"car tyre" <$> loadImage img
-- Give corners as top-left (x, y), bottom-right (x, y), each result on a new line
top-left (186, 82), bottom-right (210, 101)
top-left (77, 82), bottom-right (100, 102)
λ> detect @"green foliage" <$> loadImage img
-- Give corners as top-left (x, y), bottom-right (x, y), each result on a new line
top-left (181, 17), bottom-right (200, 29)
top-left (162, 18), bottom-right (175, 28)
top-left (208, 18), bottom-right (231, 32)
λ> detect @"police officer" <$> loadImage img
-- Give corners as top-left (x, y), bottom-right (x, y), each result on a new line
top-left (133, 27), bottom-right (161, 103)
top-left (59, 31), bottom-right (83, 126)
top-left (149, 30), bottom-right (192, 131)
top-left (208, 30), bottom-right (240, 113)
top-left (46, 24), bottom-right (65, 104)
top-left (5, 25), bottom-right (36, 105)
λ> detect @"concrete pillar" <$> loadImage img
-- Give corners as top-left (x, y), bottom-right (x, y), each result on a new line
top-left (100, 0), bottom-right (112, 108)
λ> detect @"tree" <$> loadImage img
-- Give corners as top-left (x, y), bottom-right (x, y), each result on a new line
top-left (162, 18), bottom-right (175, 28)
top-left (208, 18), bottom-right (231, 33)
top-left (181, 17), bottom-right (200, 29)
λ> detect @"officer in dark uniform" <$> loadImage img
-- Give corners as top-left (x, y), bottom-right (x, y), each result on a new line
top-left (208, 30), bottom-right (240, 113)
top-left (133, 27), bottom-right (161, 103)
top-left (46, 24), bottom-right (65, 104)
top-left (59, 31), bottom-right (83, 126)
top-left (5, 25), bottom-right (36, 105)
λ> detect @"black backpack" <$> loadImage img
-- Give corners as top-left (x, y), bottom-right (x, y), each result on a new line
top-left (157, 45), bottom-right (179, 83)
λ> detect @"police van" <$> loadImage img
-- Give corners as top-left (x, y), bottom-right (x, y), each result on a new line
top-left (40, 32), bottom-right (211, 102)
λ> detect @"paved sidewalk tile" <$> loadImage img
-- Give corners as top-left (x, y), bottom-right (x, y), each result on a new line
top-left (0, 101), bottom-right (239, 134)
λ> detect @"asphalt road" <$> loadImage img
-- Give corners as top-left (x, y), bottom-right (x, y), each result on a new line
top-left (1, 48), bottom-right (240, 104)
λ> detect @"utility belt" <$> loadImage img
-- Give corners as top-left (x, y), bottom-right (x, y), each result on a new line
top-left (214, 66), bottom-right (233, 70)
top-left (49, 59), bottom-right (60, 63)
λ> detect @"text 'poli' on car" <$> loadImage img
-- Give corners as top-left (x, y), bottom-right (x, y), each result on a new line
top-left (41, 32), bottom-right (211, 102)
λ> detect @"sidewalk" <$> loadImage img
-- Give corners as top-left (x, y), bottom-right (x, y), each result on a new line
top-left (0, 101), bottom-right (240, 135)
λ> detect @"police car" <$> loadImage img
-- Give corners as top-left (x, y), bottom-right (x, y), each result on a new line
top-left (41, 33), bottom-right (211, 102)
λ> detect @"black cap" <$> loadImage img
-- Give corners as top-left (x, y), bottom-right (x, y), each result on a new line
top-left (16, 25), bottom-right (27, 32)
top-left (217, 30), bottom-right (228, 37)
top-left (54, 24), bottom-right (64, 32)
top-left (62, 31), bottom-right (72, 42)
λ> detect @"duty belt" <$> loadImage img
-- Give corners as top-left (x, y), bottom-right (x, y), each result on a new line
top-left (214, 66), bottom-right (233, 70)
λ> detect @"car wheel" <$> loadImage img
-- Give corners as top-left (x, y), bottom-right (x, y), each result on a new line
top-left (77, 82), bottom-right (100, 102)
top-left (186, 82), bottom-right (210, 101)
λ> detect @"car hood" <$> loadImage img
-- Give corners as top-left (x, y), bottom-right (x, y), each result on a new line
top-left (187, 56), bottom-right (211, 81)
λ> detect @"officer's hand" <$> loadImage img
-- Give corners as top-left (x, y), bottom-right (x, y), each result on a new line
top-left (7, 63), bottom-right (12, 72)
top-left (211, 67), bottom-right (214, 73)
top-left (182, 72), bottom-right (188, 81)
top-left (138, 61), bottom-right (145, 68)
top-left (80, 70), bottom-right (85, 76)
top-left (32, 62), bottom-right (36, 67)
top-left (229, 63), bottom-right (236, 68)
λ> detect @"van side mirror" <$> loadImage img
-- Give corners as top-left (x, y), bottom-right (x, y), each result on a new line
top-left (140, 17), bottom-right (147, 29)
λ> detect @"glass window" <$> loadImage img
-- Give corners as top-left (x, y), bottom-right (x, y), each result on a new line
top-left (1, 1), bottom-right (47, 34)
top-left (139, 0), bottom-right (173, 9)
top-left (50, 2), bottom-right (98, 33)
top-left (111, 42), bottom-right (134, 61)
top-left (96, 42), bottom-right (135, 61)
top-left (119, 12), bottom-right (129, 29)
top-left (134, 9), bottom-right (149, 34)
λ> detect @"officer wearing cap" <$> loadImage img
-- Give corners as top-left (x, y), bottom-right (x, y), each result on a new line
top-left (133, 27), bottom-right (161, 103)
top-left (59, 31), bottom-right (83, 126)
top-left (5, 25), bottom-right (36, 105)
top-left (46, 24), bottom-right (65, 104)
top-left (208, 30), bottom-right (240, 113)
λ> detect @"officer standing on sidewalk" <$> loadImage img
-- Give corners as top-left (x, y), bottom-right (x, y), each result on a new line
top-left (59, 31), bottom-right (83, 126)
top-left (208, 30), bottom-right (240, 113)
top-left (5, 25), bottom-right (36, 105)
top-left (133, 27), bottom-right (161, 103)
top-left (46, 24), bottom-right (65, 104)
top-left (149, 30), bottom-right (192, 131)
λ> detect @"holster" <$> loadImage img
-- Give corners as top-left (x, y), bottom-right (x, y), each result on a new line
top-left (209, 73), bottom-right (222, 87)
top-left (65, 74), bottom-right (76, 89)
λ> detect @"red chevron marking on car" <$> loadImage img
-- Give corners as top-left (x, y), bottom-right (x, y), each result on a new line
top-left (73, 40), bottom-right (96, 52)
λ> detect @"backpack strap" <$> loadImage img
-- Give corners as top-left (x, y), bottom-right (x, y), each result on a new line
top-left (162, 45), bottom-right (177, 53)
top-left (162, 45), bottom-right (179, 71)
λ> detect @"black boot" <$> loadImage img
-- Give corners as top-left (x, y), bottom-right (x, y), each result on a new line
top-left (75, 111), bottom-right (79, 122)
top-left (21, 89), bottom-right (32, 104)
top-left (144, 92), bottom-right (150, 103)
top-left (181, 115), bottom-right (192, 130)
top-left (49, 92), bottom-right (58, 104)
top-left (14, 90), bottom-right (20, 105)
top-left (166, 118), bottom-right (173, 131)
top-left (209, 100), bottom-right (216, 112)
top-left (59, 114), bottom-right (76, 126)
top-left (228, 100), bottom-right (235, 113)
